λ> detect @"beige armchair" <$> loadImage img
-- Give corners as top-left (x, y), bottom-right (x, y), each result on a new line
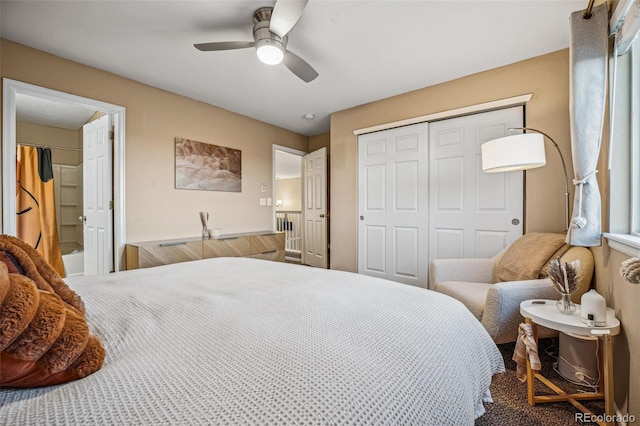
top-left (430, 233), bottom-right (594, 344)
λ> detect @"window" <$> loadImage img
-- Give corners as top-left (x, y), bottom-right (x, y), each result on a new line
top-left (606, 1), bottom-right (640, 256)
top-left (632, 40), bottom-right (640, 238)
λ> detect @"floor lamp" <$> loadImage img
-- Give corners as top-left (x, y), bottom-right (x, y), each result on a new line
top-left (481, 127), bottom-right (570, 231)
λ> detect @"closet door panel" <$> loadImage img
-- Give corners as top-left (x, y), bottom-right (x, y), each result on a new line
top-left (394, 226), bottom-right (419, 278)
top-left (363, 225), bottom-right (386, 274)
top-left (429, 106), bottom-right (523, 264)
top-left (358, 124), bottom-right (428, 287)
top-left (433, 228), bottom-right (464, 259)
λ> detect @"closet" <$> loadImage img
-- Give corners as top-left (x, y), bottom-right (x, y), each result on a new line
top-left (358, 106), bottom-right (524, 287)
top-left (53, 164), bottom-right (83, 254)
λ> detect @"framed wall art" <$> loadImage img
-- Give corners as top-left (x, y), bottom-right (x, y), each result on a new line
top-left (175, 137), bottom-right (241, 192)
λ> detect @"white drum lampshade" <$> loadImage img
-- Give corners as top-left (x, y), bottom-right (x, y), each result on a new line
top-left (481, 133), bottom-right (547, 173)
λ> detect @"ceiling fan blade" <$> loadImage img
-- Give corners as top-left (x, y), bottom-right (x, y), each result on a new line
top-left (194, 41), bottom-right (255, 52)
top-left (270, 0), bottom-right (308, 38)
top-left (283, 50), bottom-right (318, 83)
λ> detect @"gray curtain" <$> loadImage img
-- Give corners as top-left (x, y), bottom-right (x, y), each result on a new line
top-left (566, 3), bottom-right (608, 247)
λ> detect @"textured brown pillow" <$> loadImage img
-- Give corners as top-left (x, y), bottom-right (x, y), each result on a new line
top-left (0, 235), bottom-right (84, 315)
top-left (0, 235), bottom-right (105, 388)
top-left (495, 233), bottom-right (568, 282)
top-left (0, 250), bottom-right (23, 274)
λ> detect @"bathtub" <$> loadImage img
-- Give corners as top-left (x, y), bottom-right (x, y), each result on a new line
top-left (63, 250), bottom-right (84, 277)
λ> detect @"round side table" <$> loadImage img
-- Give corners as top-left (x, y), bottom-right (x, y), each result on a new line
top-left (520, 299), bottom-right (620, 426)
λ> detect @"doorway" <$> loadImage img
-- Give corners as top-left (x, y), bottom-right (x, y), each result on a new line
top-left (2, 79), bottom-right (126, 273)
top-left (273, 145), bottom-right (305, 263)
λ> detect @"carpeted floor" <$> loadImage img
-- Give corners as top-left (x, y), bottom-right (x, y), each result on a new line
top-left (476, 338), bottom-right (603, 425)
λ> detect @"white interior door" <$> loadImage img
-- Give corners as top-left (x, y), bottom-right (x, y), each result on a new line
top-left (303, 147), bottom-right (328, 268)
top-left (83, 114), bottom-right (113, 275)
top-left (358, 124), bottom-right (429, 287)
top-left (428, 106), bottom-right (523, 268)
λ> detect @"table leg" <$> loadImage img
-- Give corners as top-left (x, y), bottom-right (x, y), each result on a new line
top-left (603, 334), bottom-right (614, 426)
top-left (525, 317), bottom-right (538, 406)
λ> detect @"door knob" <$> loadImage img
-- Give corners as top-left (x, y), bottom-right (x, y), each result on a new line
top-left (511, 218), bottom-right (520, 225)
top-left (360, 216), bottom-right (364, 221)
top-left (319, 214), bottom-right (325, 218)
top-left (79, 215), bottom-right (86, 223)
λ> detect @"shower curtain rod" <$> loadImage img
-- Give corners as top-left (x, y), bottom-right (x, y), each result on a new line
top-left (17, 142), bottom-right (82, 152)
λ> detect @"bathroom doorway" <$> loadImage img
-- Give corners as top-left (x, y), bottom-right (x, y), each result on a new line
top-left (2, 79), bottom-right (126, 274)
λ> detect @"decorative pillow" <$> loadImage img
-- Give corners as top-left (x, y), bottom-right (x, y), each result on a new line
top-left (495, 233), bottom-right (568, 282)
top-left (0, 235), bottom-right (84, 315)
top-left (0, 235), bottom-right (105, 388)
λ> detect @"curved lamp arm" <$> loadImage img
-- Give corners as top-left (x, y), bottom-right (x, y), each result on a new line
top-left (509, 127), bottom-right (570, 231)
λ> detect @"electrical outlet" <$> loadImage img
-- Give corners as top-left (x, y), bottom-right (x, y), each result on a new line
top-left (261, 184), bottom-right (266, 193)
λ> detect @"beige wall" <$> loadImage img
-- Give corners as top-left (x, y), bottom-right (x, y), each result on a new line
top-left (1, 40), bottom-right (308, 241)
top-left (16, 121), bottom-right (82, 165)
top-left (330, 49), bottom-right (572, 273)
top-left (276, 178), bottom-right (301, 211)
top-left (309, 132), bottom-right (330, 155)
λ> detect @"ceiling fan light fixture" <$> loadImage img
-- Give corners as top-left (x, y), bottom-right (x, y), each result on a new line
top-left (194, 1), bottom-right (317, 82)
top-left (256, 38), bottom-right (285, 65)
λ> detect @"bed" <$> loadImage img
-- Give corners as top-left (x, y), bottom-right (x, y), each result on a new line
top-left (0, 257), bottom-right (504, 425)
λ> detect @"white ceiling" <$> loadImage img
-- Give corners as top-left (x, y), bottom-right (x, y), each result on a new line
top-left (16, 94), bottom-right (97, 130)
top-left (0, 0), bottom-right (587, 136)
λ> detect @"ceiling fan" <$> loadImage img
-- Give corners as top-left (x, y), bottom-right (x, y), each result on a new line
top-left (194, 0), bottom-right (318, 83)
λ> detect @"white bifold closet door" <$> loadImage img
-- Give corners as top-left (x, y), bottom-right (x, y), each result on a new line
top-left (358, 125), bottom-right (429, 287)
top-left (358, 106), bottom-right (523, 288)
top-left (429, 107), bottom-right (524, 264)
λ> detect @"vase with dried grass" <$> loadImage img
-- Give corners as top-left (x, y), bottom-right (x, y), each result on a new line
top-left (547, 257), bottom-right (581, 314)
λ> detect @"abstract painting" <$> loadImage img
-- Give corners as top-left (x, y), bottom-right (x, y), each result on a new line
top-left (175, 137), bottom-right (241, 192)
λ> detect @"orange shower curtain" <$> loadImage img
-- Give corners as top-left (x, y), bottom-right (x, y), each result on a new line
top-left (16, 145), bottom-right (65, 276)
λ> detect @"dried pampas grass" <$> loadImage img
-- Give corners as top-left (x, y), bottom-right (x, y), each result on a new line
top-left (547, 257), bottom-right (580, 294)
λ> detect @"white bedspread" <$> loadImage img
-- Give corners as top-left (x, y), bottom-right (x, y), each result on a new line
top-left (0, 258), bottom-right (504, 425)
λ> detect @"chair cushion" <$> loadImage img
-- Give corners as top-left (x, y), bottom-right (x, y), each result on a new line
top-left (435, 281), bottom-right (493, 320)
top-left (496, 233), bottom-right (569, 282)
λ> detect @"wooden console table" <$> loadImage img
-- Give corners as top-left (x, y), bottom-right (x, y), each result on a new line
top-left (125, 231), bottom-right (285, 270)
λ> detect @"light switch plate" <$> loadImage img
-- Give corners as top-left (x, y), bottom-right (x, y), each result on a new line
top-left (267, 198), bottom-right (272, 206)
top-left (259, 198), bottom-right (266, 206)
